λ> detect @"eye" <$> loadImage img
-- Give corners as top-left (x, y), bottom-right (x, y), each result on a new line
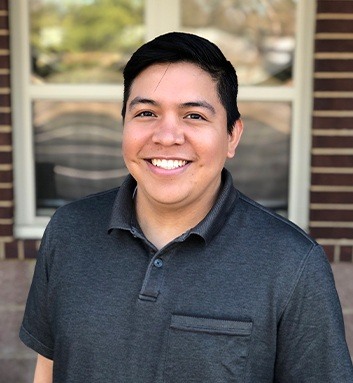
top-left (136, 111), bottom-right (156, 118)
top-left (185, 113), bottom-right (205, 120)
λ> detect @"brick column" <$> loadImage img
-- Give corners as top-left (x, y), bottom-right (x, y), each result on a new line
top-left (310, 0), bottom-right (353, 262)
top-left (0, 0), bottom-right (38, 259)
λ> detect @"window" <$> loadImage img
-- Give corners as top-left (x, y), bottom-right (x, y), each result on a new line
top-left (10, 0), bottom-right (315, 238)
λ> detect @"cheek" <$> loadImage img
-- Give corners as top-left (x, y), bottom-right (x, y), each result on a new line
top-left (122, 126), bottom-right (138, 148)
top-left (121, 130), bottom-right (135, 161)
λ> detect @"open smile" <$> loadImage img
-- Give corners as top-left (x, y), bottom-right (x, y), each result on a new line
top-left (149, 159), bottom-right (189, 170)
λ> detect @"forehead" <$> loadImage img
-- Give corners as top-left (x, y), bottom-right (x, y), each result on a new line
top-left (129, 62), bottom-right (218, 99)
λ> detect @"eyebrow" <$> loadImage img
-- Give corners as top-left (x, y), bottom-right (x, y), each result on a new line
top-left (180, 101), bottom-right (216, 115)
top-left (128, 97), bottom-right (158, 111)
top-left (128, 97), bottom-right (216, 115)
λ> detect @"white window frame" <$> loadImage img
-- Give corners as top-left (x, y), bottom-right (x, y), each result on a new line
top-left (10, 0), bottom-right (315, 238)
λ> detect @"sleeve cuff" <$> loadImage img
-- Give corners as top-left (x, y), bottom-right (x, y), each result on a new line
top-left (19, 325), bottom-right (54, 360)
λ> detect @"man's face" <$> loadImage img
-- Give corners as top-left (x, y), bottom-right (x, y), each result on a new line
top-left (122, 62), bottom-right (242, 213)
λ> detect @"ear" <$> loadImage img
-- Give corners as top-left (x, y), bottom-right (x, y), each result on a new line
top-left (227, 119), bottom-right (243, 158)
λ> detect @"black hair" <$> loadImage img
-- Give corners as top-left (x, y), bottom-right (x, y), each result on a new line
top-left (121, 32), bottom-right (240, 134)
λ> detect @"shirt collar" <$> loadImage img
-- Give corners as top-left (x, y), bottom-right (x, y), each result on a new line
top-left (108, 168), bottom-right (239, 245)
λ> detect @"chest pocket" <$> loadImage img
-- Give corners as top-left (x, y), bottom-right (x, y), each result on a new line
top-left (164, 315), bottom-right (253, 383)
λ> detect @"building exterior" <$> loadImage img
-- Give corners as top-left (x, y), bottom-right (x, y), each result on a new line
top-left (0, 0), bottom-right (352, 380)
top-left (1, 0), bottom-right (353, 262)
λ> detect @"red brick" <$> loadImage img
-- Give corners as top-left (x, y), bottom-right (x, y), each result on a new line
top-left (310, 227), bottom-right (353, 239)
top-left (317, 1), bottom-right (353, 13)
top-left (0, 223), bottom-right (12, 236)
top-left (311, 191), bottom-right (353, 204)
top-left (310, 209), bottom-right (353, 222)
top-left (0, 170), bottom-right (12, 183)
top-left (0, 132), bottom-right (11, 145)
top-left (0, 188), bottom-right (13, 200)
top-left (0, 152), bottom-right (12, 164)
top-left (0, 112), bottom-right (11, 125)
top-left (0, 15), bottom-right (8, 29)
top-left (315, 59), bottom-right (353, 73)
top-left (316, 20), bottom-right (353, 34)
top-left (24, 241), bottom-right (38, 259)
top-left (314, 98), bottom-right (353, 112)
top-left (0, 55), bottom-right (9, 69)
top-left (311, 173), bottom-right (353, 186)
top-left (312, 135), bottom-right (353, 148)
top-left (340, 246), bottom-right (353, 262)
top-left (312, 117), bottom-right (353, 130)
top-left (0, 74), bottom-right (10, 88)
top-left (4, 241), bottom-right (17, 259)
top-left (0, 94), bottom-right (10, 107)
top-left (0, 206), bottom-right (13, 218)
top-left (0, 35), bottom-right (9, 50)
top-left (314, 78), bottom-right (353, 92)
top-left (316, 39), bottom-right (353, 53)
top-left (0, 1), bottom-right (8, 11)
top-left (311, 155), bottom-right (353, 168)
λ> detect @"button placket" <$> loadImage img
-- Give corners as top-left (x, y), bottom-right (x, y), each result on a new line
top-left (138, 248), bottom-right (172, 302)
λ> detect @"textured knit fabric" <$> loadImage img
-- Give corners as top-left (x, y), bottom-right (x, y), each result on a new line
top-left (20, 169), bottom-right (353, 383)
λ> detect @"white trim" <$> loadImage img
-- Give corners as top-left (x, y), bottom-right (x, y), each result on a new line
top-left (238, 87), bottom-right (293, 102)
top-left (30, 84), bottom-right (124, 100)
top-left (145, 0), bottom-right (180, 40)
top-left (10, 0), bottom-right (38, 238)
top-left (15, 219), bottom-right (50, 239)
top-left (287, 0), bottom-right (315, 230)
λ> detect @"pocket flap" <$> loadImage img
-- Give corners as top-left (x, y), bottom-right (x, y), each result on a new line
top-left (170, 315), bottom-right (253, 336)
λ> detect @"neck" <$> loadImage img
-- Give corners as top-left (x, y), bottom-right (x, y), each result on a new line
top-left (135, 193), bottom-right (217, 250)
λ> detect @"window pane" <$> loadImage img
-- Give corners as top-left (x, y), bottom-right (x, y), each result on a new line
top-left (227, 102), bottom-right (291, 214)
top-left (30, 0), bottom-right (144, 84)
top-left (33, 101), bottom-right (126, 215)
top-left (181, 0), bottom-right (296, 86)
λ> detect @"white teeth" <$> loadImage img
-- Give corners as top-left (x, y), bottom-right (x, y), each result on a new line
top-left (151, 159), bottom-right (187, 170)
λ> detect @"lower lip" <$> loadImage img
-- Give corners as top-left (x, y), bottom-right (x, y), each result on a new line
top-left (146, 160), bottom-right (190, 175)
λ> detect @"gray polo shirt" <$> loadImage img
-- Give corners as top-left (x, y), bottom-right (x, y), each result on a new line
top-left (20, 169), bottom-right (353, 382)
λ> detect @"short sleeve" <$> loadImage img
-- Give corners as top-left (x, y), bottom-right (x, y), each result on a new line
top-left (19, 224), bottom-right (55, 359)
top-left (275, 245), bottom-right (353, 382)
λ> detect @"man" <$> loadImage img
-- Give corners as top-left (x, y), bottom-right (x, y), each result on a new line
top-left (20, 32), bottom-right (353, 382)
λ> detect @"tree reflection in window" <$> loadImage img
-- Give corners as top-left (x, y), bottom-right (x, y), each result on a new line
top-left (30, 0), bottom-right (144, 84)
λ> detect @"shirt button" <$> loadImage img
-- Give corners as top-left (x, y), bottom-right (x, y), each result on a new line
top-left (153, 258), bottom-right (163, 268)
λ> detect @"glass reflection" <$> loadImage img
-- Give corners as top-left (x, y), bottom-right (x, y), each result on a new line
top-left (30, 0), bottom-right (144, 84)
top-left (228, 102), bottom-right (291, 214)
top-left (34, 101), bottom-right (290, 216)
top-left (33, 101), bottom-right (126, 215)
top-left (181, 0), bottom-right (296, 86)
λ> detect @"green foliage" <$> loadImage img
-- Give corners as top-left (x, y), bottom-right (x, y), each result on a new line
top-left (61, 0), bottom-right (143, 52)
top-left (30, 0), bottom-right (144, 81)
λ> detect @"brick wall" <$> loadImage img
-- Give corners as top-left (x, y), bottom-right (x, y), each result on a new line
top-left (0, 0), bottom-right (38, 260)
top-left (310, 0), bottom-right (353, 262)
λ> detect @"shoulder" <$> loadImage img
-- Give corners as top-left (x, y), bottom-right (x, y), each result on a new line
top-left (54, 187), bottom-right (118, 219)
top-left (223, 191), bottom-right (321, 274)
top-left (236, 191), bottom-right (316, 247)
top-left (45, 187), bottom-right (119, 238)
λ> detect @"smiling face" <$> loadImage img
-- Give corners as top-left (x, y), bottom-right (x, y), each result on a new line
top-left (122, 62), bottom-right (243, 219)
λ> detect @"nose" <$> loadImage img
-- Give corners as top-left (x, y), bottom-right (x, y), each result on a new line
top-left (152, 116), bottom-right (185, 146)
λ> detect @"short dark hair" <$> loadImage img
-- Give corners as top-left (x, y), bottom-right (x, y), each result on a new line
top-left (121, 32), bottom-right (240, 134)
